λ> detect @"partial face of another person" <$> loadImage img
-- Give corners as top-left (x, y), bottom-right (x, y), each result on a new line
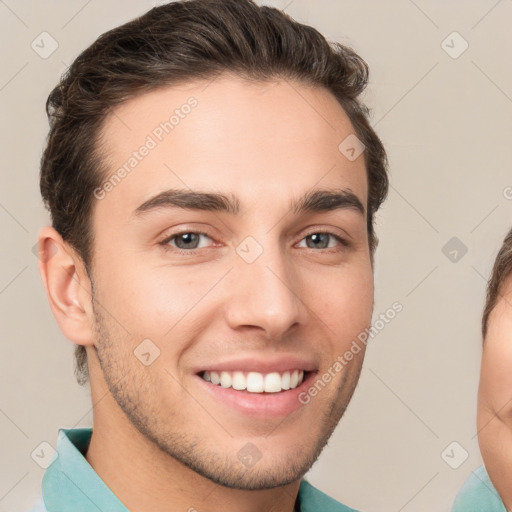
top-left (87, 74), bottom-right (374, 489)
top-left (478, 276), bottom-right (512, 506)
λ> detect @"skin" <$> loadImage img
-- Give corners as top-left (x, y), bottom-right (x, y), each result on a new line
top-left (478, 275), bottom-right (512, 509)
top-left (38, 74), bottom-right (374, 512)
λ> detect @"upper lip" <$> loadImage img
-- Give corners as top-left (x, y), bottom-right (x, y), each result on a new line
top-left (193, 355), bottom-right (318, 375)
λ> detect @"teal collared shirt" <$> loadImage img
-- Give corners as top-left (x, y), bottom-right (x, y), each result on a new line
top-left (30, 428), bottom-right (359, 512)
top-left (452, 465), bottom-right (506, 511)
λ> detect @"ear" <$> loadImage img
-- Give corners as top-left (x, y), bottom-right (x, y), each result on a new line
top-left (36, 226), bottom-right (95, 347)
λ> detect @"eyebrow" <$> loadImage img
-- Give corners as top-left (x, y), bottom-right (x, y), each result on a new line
top-left (133, 187), bottom-right (365, 218)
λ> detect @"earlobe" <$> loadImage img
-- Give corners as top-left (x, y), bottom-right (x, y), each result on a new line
top-left (37, 226), bottom-right (95, 347)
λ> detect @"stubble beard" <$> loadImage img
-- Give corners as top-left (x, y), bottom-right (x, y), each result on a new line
top-left (91, 295), bottom-right (364, 490)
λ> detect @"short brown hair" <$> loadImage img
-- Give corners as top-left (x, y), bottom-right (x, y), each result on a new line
top-left (39, 0), bottom-right (389, 386)
top-left (482, 226), bottom-right (512, 339)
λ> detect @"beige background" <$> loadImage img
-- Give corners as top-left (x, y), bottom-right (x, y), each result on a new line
top-left (1, 1), bottom-right (511, 511)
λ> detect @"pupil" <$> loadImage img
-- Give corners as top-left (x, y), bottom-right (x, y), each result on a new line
top-left (309, 233), bottom-right (328, 249)
top-left (178, 233), bottom-right (199, 249)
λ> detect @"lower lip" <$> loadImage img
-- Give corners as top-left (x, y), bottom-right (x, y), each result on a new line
top-left (194, 372), bottom-right (317, 418)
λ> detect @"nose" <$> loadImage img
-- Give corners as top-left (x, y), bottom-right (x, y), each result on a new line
top-left (224, 242), bottom-right (308, 340)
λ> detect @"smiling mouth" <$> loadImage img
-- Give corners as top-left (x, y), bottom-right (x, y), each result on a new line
top-left (199, 370), bottom-right (308, 393)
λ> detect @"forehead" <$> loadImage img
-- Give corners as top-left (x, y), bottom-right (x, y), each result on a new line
top-left (95, 74), bottom-right (367, 217)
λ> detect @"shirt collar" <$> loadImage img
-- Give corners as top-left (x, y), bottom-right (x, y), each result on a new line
top-left (42, 427), bottom-right (128, 511)
top-left (42, 427), bottom-right (353, 512)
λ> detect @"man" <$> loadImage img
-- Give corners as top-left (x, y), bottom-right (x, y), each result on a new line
top-left (452, 227), bottom-right (512, 511)
top-left (33, 0), bottom-right (388, 510)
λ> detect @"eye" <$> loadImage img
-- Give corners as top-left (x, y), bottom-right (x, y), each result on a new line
top-left (158, 229), bottom-right (349, 254)
top-left (159, 231), bottom-right (214, 251)
top-left (297, 231), bottom-right (348, 250)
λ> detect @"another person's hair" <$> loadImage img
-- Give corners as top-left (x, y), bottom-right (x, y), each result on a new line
top-left (39, 0), bottom-right (389, 386)
top-left (482, 226), bottom-right (512, 339)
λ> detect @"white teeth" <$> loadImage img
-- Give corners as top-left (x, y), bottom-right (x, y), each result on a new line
top-left (290, 370), bottom-right (299, 388)
top-left (264, 372), bottom-right (282, 393)
top-left (220, 371), bottom-right (232, 388)
top-left (201, 370), bottom-right (306, 393)
top-left (232, 371), bottom-right (246, 390)
top-left (281, 371), bottom-right (291, 390)
top-left (246, 372), bottom-right (264, 392)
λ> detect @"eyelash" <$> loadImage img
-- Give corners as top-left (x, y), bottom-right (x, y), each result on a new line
top-left (158, 229), bottom-right (350, 255)
top-left (159, 230), bottom-right (214, 255)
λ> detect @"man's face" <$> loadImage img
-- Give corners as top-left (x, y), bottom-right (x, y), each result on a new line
top-left (88, 74), bottom-right (373, 489)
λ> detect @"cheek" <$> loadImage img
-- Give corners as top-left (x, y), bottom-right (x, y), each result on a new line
top-left (99, 263), bottom-right (227, 371)
top-left (98, 255), bottom-right (210, 328)
top-left (311, 265), bottom-right (373, 338)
